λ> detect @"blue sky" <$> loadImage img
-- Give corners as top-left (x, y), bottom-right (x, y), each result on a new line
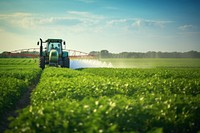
top-left (0, 0), bottom-right (199, 53)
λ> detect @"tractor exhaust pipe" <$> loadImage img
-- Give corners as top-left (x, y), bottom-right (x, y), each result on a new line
top-left (63, 41), bottom-right (66, 50)
top-left (37, 38), bottom-right (43, 57)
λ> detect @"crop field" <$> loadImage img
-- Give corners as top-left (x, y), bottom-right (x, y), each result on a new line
top-left (101, 58), bottom-right (200, 68)
top-left (0, 58), bottom-right (200, 133)
top-left (0, 59), bottom-right (41, 117)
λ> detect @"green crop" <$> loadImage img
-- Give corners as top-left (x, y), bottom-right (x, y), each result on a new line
top-left (0, 58), bottom-right (42, 118)
top-left (6, 67), bottom-right (200, 133)
top-left (100, 58), bottom-right (200, 68)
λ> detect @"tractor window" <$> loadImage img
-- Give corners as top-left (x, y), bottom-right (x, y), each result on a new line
top-left (48, 43), bottom-right (61, 54)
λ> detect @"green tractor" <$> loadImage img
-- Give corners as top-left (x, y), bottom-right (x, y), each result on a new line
top-left (37, 38), bottom-right (70, 69)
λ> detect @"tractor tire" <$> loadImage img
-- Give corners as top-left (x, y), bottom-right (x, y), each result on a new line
top-left (63, 57), bottom-right (70, 68)
top-left (39, 56), bottom-right (45, 69)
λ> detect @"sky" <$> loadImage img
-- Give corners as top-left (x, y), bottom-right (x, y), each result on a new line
top-left (0, 0), bottom-right (200, 53)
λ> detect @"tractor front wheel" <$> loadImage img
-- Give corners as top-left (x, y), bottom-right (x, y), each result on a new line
top-left (63, 57), bottom-right (70, 68)
top-left (39, 56), bottom-right (45, 69)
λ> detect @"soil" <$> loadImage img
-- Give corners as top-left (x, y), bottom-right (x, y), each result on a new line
top-left (0, 76), bottom-right (41, 132)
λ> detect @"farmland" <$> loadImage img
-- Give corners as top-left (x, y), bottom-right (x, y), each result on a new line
top-left (101, 58), bottom-right (200, 68)
top-left (0, 58), bottom-right (42, 130)
top-left (0, 58), bottom-right (200, 132)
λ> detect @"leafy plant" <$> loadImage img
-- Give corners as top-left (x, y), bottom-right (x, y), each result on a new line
top-left (0, 58), bottom-right (42, 118)
top-left (6, 67), bottom-right (200, 133)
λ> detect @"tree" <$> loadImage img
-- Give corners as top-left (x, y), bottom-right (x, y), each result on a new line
top-left (100, 50), bottom-right (110, 58)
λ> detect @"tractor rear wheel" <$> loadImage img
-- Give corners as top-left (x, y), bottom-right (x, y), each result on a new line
top-left (63, 57), bottom-right (70, 68)
top-left (39, 56), bottom-right (45, 69)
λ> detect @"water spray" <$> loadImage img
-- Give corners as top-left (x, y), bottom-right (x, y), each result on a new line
top-left (70, 59), bottom-right (113, 69)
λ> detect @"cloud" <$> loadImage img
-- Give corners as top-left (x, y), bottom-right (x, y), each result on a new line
top-left (39, 11), bottom-right (106, 33)
top-left (0, 12), bottom-right (32, 18)
top-left (0, 12), bottom-right (36, 29)
top-left (0, 11), bottom-right (106, 33)
top-left (31, 11), bottom-right (104, 26)
top-left (132, 19), bottom-right (141, 27)
top-left (107, 19), bottom-right (128, 25)
top-left (141, 19), bottom-right (172, 28)
top-left (178, 24), bottom-right (194, 31)
top-left (0, 11), bottom-right (173, 34)
top-left (66, 11), bottom-right (105, 23)
top-left (107, 18), bottom-right (172, 29)
top-left (0, 11), bottom-right (174, 40)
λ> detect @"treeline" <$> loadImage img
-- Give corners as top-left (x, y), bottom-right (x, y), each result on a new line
top-left (89, 50), bottom-right (200, 58)
top-left (0, 51), bottom-right (39, 58)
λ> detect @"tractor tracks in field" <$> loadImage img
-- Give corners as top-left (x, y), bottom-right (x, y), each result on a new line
top-left (0, 74), bottom-right (42, 133)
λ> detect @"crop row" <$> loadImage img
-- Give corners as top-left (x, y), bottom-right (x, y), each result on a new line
top-left (81, 68), bottom-right (200, 79)
top-left (0, 58), bottom-right (38, 65)
top-left (6, 67), bottom-right (200, 133)
top-left (0, 59), bottom-right (41, 118)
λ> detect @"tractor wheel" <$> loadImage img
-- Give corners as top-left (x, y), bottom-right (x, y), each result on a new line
top-left (39, 56), bottom-right (45, 69)
top-left (63, 57), bottom-right (70, 68)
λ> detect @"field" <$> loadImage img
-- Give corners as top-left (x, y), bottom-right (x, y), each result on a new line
top-left (0, 59), bottom-right (41, 116)
top-left (101, 58), bottom-right (200, 68)
top-left (0, 58), bottom-right (200, 133)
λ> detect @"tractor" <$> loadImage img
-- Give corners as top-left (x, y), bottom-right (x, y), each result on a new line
top-left (37, 38), bottom-right (70, 69)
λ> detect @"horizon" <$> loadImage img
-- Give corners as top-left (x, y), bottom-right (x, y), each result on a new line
top-left (1, 49), bottom-right (199, 54)
top-left (0, 0), bottom-right (200, 53)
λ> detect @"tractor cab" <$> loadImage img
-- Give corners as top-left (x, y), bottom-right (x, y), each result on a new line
top-left (37, 38), bottom-right (70, 69)
top-left (46, 39), bottom-right (62, 55)
top-left (48, 43), bottom-right (61, 53)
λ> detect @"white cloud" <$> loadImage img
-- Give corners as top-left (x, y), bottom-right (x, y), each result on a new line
top-left (62, 11), bottom-right (106, 33)
top-left (107, 18), bottom-right (172, 28)
top-left (107, 19), bottom-right (128, 25)
top-left (142, 19), bottom-right (172, 28)
top-left (0, 12), bottom-right (36, 29)
top-left (178, 24), bottom-right (193, 31)
top-left (0, 11), bottom-right (178, 53)
top-left (66, 11), bottom-right (105, 23)
top-left (0, 12), bottom-right (32, 19)
top-left (132, 19), bottom-right (141, 27)
top-left (0, 11), bottom-right (105, 32)
top-left (0, 11), bottom-right (173, 35)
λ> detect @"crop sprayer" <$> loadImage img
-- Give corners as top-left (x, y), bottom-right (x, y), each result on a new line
top-left (1, 38), bottom-right (112, 69)
top-left (37, 38), bottom-right (70, 69)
